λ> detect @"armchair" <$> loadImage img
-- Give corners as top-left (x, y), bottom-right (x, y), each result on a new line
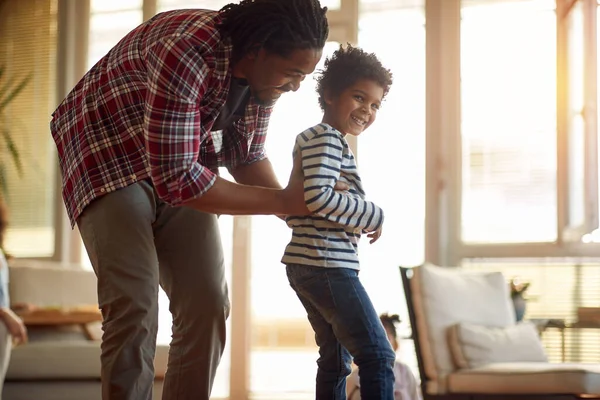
top-left (400, 264), bottom-right (600, 400)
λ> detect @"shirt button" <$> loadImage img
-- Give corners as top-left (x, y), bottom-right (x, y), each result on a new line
top-left (100, 188), bottom-right (105, 193)
top-left (131, 174), bottom-right (136, 180)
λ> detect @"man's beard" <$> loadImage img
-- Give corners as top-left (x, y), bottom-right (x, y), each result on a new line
top-left (251, 88), bottom-right (281, 107)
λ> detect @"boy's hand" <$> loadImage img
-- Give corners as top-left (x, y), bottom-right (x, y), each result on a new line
top-left (334, 181), bottom-right (350, 192)
top-left (367, 226), bottom-right (383, 244)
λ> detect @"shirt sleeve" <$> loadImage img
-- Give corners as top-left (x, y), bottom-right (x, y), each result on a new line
top-left (144, 37), bottom-right (216, 206)
top-left (300, 131), bottom-right (384, 232)
top-left (0, 252), bottom-right (10, 309)
top-left (223, 103), bottom-right (273, 173)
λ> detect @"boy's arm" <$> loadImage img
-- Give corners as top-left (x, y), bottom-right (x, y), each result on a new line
top-left (301, 132), bottom-right (384, 232)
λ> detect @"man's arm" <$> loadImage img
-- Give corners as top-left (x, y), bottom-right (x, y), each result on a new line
top-left (144, 39), bottom-right (307, 216)
top-left (145, 38), bottom-right (217, 206)
top-left (230, 158), bottom-right (282, 189)
top-left (183, 174), bottom-right (307, 215)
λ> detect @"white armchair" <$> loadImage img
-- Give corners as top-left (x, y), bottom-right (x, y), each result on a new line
top-left (400, 264), bottom-right (600, 400)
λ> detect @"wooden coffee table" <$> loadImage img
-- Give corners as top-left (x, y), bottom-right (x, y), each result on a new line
top-left (17, 306), bottom-right (103, 340)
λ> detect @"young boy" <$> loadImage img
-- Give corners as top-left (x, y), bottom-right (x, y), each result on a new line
top-left (282, 44), bottom-right (395, 399)
top-left (347, 314), bottom-right (422, 400)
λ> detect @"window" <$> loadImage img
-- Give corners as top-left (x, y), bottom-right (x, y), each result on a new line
top-left (460, 0), bottom-right (557, 244)
top-left (357, 0), bottom-right (425, 375)
top-left (438, 0), bottom-right (600, 364)
top-left (158, 0), bottom-right (223, 12)
top-left (453, 0), bottom-right (600, 257)
top-left (88, 0), bottom-right (143, 68)
top-left (0, 0), bottom-right (58, 257)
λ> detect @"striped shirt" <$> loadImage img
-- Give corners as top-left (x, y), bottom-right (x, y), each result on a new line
top-left (50, 9), bottom-right (272, 226)
top-left (282, 123), bottom-right (384, 269)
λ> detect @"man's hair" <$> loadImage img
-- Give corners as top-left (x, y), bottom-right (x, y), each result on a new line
top-left (380, 313), bottom-right (401, 340)
top-left (316, 44), bottom-right (393, 111)
top-left (219, 0), bottom-right (329, 60)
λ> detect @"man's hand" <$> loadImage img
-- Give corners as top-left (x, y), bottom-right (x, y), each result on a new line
top-left (282, 156), bottom-right (351, 216)
top-left (367, 226), bottom-right (383, 244)
top-left (282, 159), bottom-right (310, 215)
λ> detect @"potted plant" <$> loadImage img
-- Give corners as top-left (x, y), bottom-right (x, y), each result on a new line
top-left (510, 278), bottom-right (530, 322)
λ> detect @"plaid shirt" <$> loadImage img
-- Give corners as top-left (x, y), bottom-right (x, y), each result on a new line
top-left (51, 9), bottom-right (273, 226)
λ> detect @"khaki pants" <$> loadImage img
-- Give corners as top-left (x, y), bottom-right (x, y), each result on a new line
top-left (78, 180), bottom-right (230, 400)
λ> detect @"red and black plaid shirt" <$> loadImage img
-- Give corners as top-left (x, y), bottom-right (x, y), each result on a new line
top-left (51, 9), bottom-right (273, 226)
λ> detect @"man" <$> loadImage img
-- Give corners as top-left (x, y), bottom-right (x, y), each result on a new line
top-left (50, 1), bottom-right (329, 399)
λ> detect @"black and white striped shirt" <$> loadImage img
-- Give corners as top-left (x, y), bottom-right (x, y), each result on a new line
top-left (281, 123), bottom-right (385, 269)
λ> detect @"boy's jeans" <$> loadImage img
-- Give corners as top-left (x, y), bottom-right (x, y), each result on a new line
top-left (286, 264), bottom-right (396, 400)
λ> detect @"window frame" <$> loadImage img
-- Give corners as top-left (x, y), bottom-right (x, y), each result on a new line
top-left (52, 0), bottom-right (91, 263)
top-left (426, 0), bottom-right (600, 265)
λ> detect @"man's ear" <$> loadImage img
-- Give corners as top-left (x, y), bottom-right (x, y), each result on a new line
top-left (244, 44), bottom-right (262, 61)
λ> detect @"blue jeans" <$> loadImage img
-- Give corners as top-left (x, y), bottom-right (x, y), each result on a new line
top-left (286, 264), bottom-right (396, 400)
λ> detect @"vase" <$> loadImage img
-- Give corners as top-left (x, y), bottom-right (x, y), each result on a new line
top-left (512, 294), bottom-right (526, 322)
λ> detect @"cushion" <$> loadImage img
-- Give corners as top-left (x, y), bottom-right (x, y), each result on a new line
top-left (447, 362), bottom-right (600, 394)
top-left (7, 341), bottom-right (170, 380)
top-left (448, 321), bottom-right (548, 369)
top-left (410, 264), bottom-right (515, 393)
top-left (8, 262), bottom-right (98, 307)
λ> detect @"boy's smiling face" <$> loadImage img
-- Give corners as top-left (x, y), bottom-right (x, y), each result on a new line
top-left (322, 79), bottom-right (384, 137)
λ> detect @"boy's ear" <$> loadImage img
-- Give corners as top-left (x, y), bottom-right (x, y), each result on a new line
top-left (323, 89), bottom-right (334, 105)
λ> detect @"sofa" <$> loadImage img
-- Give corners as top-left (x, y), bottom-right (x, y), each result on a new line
top-left (400, 264), bottom-right (600, 400)
top-left (3, 260), bottom-right (169, 400)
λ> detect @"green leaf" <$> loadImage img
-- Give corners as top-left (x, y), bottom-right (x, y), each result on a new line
top-left (0, 65), bottom-right (29, 195)
top-left (0, 164), bottom-right (8, 198)
top-left (0, 128), bottom-right (22, 175)
top-left (0, 73), bottom-right (31, 113)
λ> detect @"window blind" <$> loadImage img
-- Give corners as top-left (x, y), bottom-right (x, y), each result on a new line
top-left (0, 0), bottom-right (57, 257)
top-left (463, 258), bottom-right (600, 363)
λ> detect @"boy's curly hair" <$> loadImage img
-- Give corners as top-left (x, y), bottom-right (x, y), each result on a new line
top-left (380, 313), bottom-right (401, 340)
top-left (315, 44), bottom-right (393, 111)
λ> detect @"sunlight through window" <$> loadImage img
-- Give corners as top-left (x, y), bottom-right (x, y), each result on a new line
top-left (461, 0), bottom-right (557, 244)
